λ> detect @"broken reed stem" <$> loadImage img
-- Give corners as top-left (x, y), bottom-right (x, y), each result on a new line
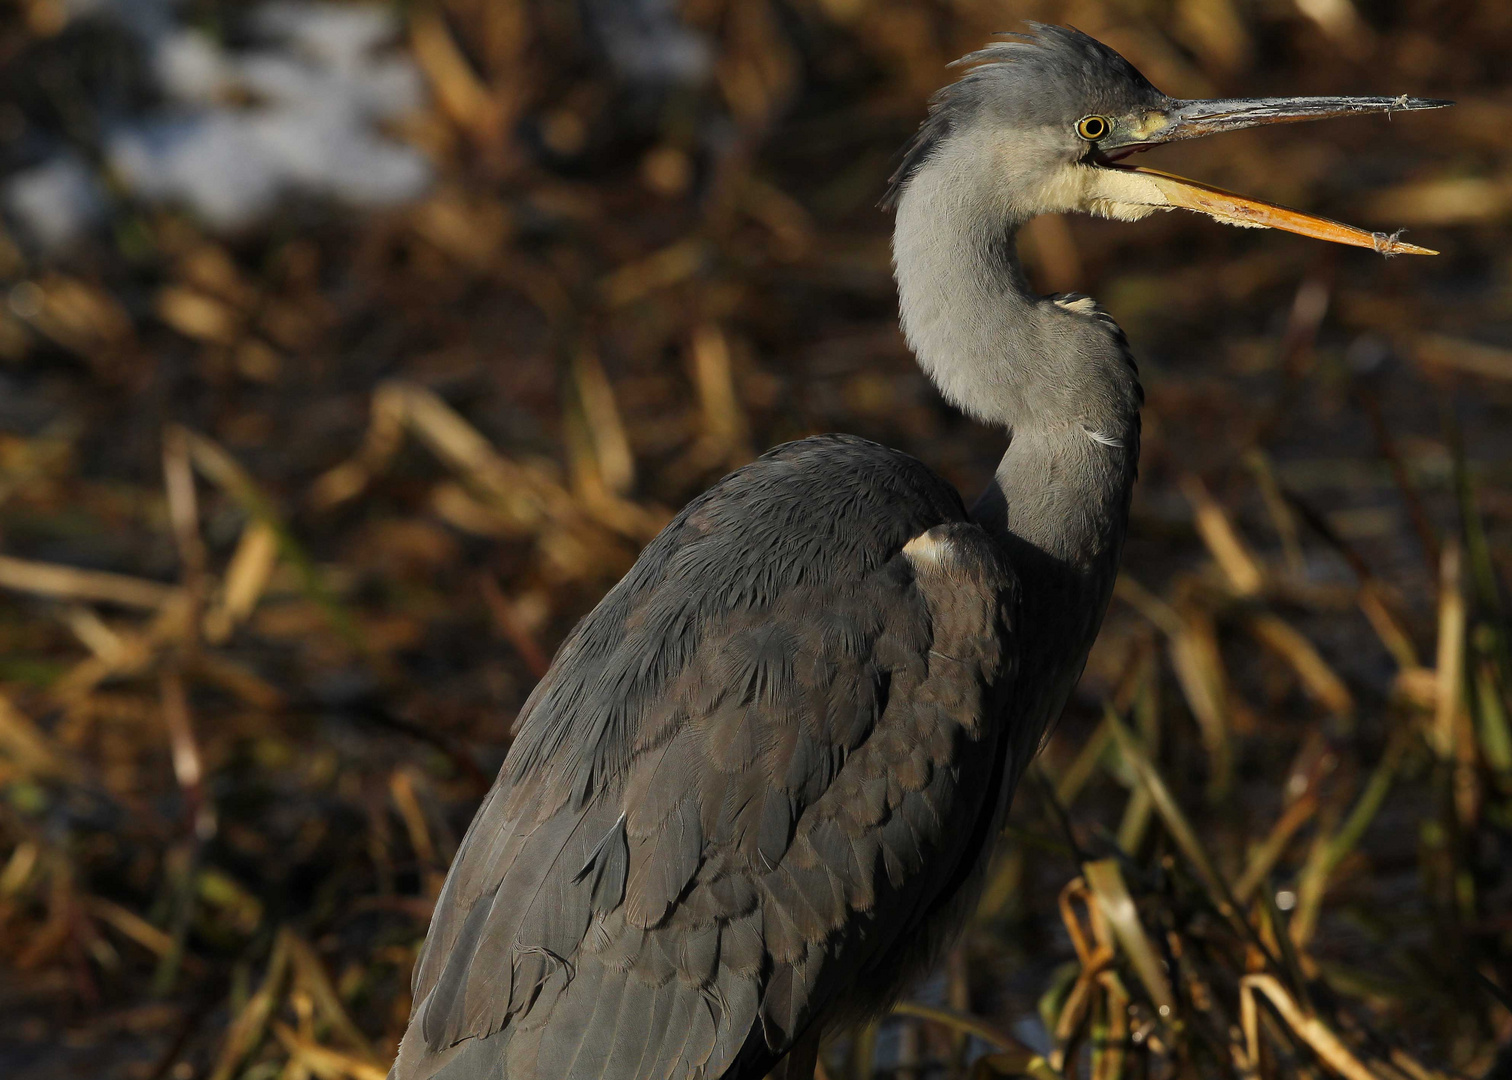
top-left (1083, 858), bottom-right (1176, 1016)
top-left (1358, 583), bottom-right (1420, 672)
top-left (1240, 975), bottom-right (1385, 1080)
top-left (178, 426), bottom-right (362, 648)
top-left (1290, 730), bottom-right (1406, 951)
top-left (692, 323), bottom-right (753, 464)
top-left (1170, 606), bottom-right (1234, 799)
top-left (1104, 706), bottom-right (1289, 979)
top-left (204, 520), bottom-right (279, 644)
top-left (890, 1000), bottom-right (1044, 1058)
top-left (1247, 611), bottom-right (1354, 721)
top-left (1113, 577), bottom-right (1236, 798)
top-left (479, 572), bottom-right (551, 678)
top-left (1473, 659), bottom-right (1512, 776)
top-left (153, 665), bottom-right (215, 996)
top-left (570, 343), bottom-right (636, 497)
top-left (160, 666), bottom-right (214, 842)
top-left (1244, 449), bottom-right (1306, 577)
top-left (1433, 543), bottom-right (1466, 761)
top-left (1055, 717), bottom-right (1112, 808)
top-left (0, 691), bottom-right (70, 779)
top-left (1106, 708), bottom-right (1231, 915)
top-left (1181, 473), bottom-right (1264, 597)
top-left (163, 425), bottom-right (208, 593)
top-left (0, 554), bottom-right (178, 610)
top-left (1115, 657), bottom-right (1161, 854)
top-left (1233, 793), bottom-right (1319, 906)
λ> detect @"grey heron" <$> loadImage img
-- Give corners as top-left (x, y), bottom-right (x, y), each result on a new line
top-left (390, 25), bottom-right (1445, 1080)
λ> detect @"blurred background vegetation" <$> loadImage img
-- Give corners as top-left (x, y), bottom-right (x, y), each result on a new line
top-left (0, 0), bottom-right (1509, 1077)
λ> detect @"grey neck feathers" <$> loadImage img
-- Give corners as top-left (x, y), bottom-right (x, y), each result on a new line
top-left (892, 137), bottom-right (1142, 569)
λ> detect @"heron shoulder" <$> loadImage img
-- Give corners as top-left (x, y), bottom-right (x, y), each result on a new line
top-left (902, 521), bottom-right (1014, 588)
top-left (902, 527), bottom-right (956, 569)
top-left (501, 434), bottom-right (973, 802)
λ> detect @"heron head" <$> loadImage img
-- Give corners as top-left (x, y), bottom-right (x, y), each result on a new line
top-left (886, 25), bottom-right (1450, 256)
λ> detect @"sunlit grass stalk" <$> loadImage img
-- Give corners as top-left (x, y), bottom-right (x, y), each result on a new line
top-left (1471, 658), bottom-right (1512, 778)
top-left (1104, 706), bottom-right (1245, 935)
top-left (1290, 729), bottom-right (1406, 950)
top-left (1446, 399), bottom-right (1512, 792)
top-left (1083, 859), bottom-right (1175, 1017)
top-left (209, 928), bottom-right (293, 1080)
top-left (1115, 660), bottom-right (1160, 855)
top-left (1090, 970), bottom-right (1131, 1080)
top-left (177, 427), bottom-right (362, 648)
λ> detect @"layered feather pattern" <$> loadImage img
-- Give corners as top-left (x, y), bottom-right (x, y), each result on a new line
top-left (391, 435), bottom-right (1020, 1080)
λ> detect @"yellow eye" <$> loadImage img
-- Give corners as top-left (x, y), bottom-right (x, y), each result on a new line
top-left (1076, 115), bottom-right (1111, 141)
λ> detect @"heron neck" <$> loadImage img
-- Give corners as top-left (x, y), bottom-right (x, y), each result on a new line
top-left (892, 160), bottom-right (1142, 570)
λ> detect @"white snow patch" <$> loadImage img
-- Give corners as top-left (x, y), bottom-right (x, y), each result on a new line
top-left (4, 154), bottom-right (106, 250)
top-left (253, 2), bottom-right (399, 71)
top-left (153, 29), bottom-right (237, 103)
top-left (98, 1), bottom-right (430, 231)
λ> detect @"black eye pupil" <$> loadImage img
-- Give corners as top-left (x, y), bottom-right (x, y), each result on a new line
top-left (1080, 117), bottom-right (1106, 139)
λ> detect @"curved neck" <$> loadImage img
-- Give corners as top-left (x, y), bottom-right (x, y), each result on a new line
top-left (891, 147), bottom-right (1142, 569)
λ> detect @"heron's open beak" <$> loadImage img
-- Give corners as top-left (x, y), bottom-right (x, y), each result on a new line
top-left (1094, 95), bottom-right (1452, 256)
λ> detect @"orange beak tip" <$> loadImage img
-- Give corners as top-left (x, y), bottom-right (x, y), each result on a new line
top-left (1376, 233), bottom-right (1437, 257)
top-left (1123, 166), bottom-right (1440, 258)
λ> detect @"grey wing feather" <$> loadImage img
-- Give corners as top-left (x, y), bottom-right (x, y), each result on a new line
top-left (390, 435), bottom-right (1020, 1080)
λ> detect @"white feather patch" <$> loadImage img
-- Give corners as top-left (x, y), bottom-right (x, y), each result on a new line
top-left (903, 529), bottom-right (956, 571)
top-left (1081, 426), bottom-right (1123, 449)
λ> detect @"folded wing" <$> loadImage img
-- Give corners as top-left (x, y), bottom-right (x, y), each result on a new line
top-left (391, 436), bottom-right (1020, 1080)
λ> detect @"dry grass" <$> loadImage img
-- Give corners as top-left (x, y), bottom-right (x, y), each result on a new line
top-left (1, 0), bottom-right (1510, 1078)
